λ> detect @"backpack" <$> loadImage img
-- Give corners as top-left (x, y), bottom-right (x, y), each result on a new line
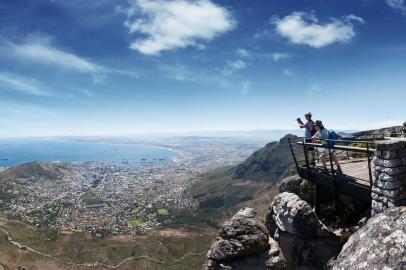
top-left (327, 129), bottom-right (337, 147)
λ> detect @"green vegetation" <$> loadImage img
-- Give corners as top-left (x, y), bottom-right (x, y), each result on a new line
top-left (129, 219), bottom-right (144, 227)
top-left (351, 142), bottom-right (375, 158)
top-left (157, 208), bottom-right (169, 215)
top-left (233, 135), bottom-right (296, 182)
top-left (0, 189), bottom-right (16, 200)
top-left (189, 137), bottom-right (296, 225)
top-left (81, 190), bottom-right (104, 205)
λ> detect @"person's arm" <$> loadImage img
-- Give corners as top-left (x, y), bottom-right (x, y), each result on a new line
top-left (299, 124), bottom-right (305, 129)
top-left (312, 132), bottom-right (321, 143)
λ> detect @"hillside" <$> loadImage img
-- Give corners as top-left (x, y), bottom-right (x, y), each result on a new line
top-left (190, 134), bottom-right (297, 222)
top-left (233, 134), bottom-right (296, 181)
top-left (0, 161), bottom-right (67, 183)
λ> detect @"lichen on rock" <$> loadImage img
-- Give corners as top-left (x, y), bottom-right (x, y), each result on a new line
top-left (277, 175), bottom-right (315, 205)
top-left (266, 192), bottom-right (341, 269)
top-left (330, 206), bottom-right (406, 270)
top-left (204, 207), bottom-right (286, 270)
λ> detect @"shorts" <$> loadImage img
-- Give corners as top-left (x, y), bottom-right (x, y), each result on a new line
top-left (305, 138), bottom-right (314, 151)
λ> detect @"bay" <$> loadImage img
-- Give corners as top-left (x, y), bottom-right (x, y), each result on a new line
top-left (0, 139), bottom-right (179, 167)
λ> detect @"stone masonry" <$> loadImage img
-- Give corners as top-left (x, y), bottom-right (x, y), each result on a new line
top-left (372, 139), bottom-right (406, 215)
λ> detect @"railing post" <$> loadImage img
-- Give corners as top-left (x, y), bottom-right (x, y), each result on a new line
top-left (288, 138), bottom-right (299, 170)
top-left (328, 147), bottom-right (335, 176)
top-left (303, 139), bottom-right (310, 170)
top-left (328, 146), bottom-right (340, 212)
top-left (367, 144), bottom-right (373, 189)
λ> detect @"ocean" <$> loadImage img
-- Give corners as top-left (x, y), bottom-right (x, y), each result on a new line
top-left (0, 139), bottom-right (179, 167)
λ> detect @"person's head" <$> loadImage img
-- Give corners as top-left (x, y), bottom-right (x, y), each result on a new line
top-left (314, 120), bottom-right (324, 131)
top-left (304, 112), bottom-right (312, 120)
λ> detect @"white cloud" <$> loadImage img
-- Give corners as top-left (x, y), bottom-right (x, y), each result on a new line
top-left (158, 63), bottom-right (205, 82)
top-left (270, 53), bottom-right (291, 62)
top-left (283, 68), bottom-right (294, 76)
top-left (273, 12), bottom-right (364, 48)
top-left (9, 38), bottom-right (103, 73)
top-left (2, 38), bottom-right (138, 82)
top-left (0, 72), bottom-right (51, 96)
top-left (222, 60), bottom-right (247, 76)
top-left (236, 49), bottom-right (251, 58)
top-left (306, 82), bottom-right (322, 95)
top-left (240, 81), bottom-right (251, 95)
top-left (122, 0), bottom-right (235, 55)
top-left (386, 0), bottom-right (406, 15)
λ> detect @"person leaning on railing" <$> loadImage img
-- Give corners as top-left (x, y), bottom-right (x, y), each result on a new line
top-left (312, 120), bottom-right (342, 173)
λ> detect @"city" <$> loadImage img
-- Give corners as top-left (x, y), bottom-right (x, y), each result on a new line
top-left (0, 137), bottom-right (263, 237)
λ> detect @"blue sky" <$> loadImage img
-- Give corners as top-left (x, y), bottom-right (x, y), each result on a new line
top-left (0, 0), bottom-right (405, 137)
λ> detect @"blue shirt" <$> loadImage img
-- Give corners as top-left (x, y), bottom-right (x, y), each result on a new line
top-left (304, 120), bottom-right (314, 138)
top-left (315, 128), bottom-right (329, 140)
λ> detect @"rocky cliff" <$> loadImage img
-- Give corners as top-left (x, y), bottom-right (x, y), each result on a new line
top-left (203, 176), bottom-right (406, 270)
top-left (353, 124), bottom-right (406, 139)
top-left (330, 206), bottom-right (406, 270)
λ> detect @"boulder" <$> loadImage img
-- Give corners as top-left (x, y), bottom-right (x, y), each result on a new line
top-left (204, 207), bottom-right (275, 270)
top-left (330, 207), bottom-right (406, 270)
top-left (278, 175), bottom-right (315, 205)
top-left (267, 192), bottom-right (332, 238)
top-left (265, 238), bottom-right (287, 270)
top-left (266, 192), bottom-right (341, 269)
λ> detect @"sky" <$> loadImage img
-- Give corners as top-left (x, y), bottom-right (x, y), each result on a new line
top-left (0, 0), bottom-right (405, 137)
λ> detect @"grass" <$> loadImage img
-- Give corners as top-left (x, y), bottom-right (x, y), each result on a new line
top-left (129, 219), bottom-right (144, 227)
top-left (157, 208), bottom-right (169, 215)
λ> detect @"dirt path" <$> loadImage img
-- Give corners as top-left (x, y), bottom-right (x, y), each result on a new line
top-left (0, 225), bottom-right (207, 269)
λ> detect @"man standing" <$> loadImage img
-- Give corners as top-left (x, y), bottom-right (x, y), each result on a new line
top-left (299, 112), bottom-right (315, 139)
top-left (298, 112), bottom-right (315, 165)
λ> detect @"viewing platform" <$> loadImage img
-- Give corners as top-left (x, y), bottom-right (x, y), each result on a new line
top-left (288, 134), bottom-right (406, 215)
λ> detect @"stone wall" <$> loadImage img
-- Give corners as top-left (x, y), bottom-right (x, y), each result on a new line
top-left (372, 139), bottom-right (406, 215)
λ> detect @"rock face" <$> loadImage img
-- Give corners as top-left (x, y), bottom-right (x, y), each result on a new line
top-left (266, 192), bottom-right (341, 269)
top-left (330, 207), bottom-right (406, 270)
top-left (204, 208), bottom-right (286, 270)
top-left (353, 125), bottom-right (406, 139)
top-left (233, 135), bottom-right (296, 182)
top-left (278, 175), bottom-right (315, 205)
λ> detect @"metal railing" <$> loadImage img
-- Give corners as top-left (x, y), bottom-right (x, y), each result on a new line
top-left (288, 137), bottom-right (376, 188)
